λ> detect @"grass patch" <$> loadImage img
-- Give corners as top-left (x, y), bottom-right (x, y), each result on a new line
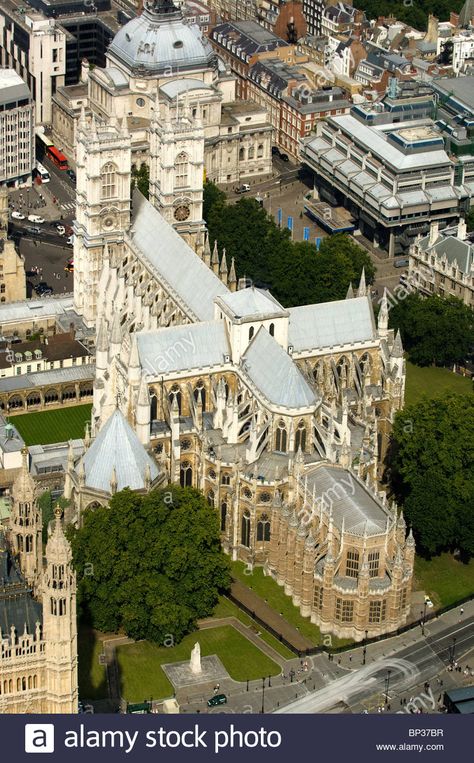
top-left (232, 561), bottom-right (352, 648)
top-left (414, 553), bottom-right (474, 609)
top-left (212, 595), bottom-right (252, 626)
top-left (11, 404), bottom-right (92, 445)
top-left (77, 625), bottom-right (107, 701)
top-left (212, 596), bottom-right (294, 659)
top-left (405, 362), bottom-right (472, 407)
top-left (116, 625), bottom-right (280, 703)
top-left (257, 628), bottom-right (295, 660)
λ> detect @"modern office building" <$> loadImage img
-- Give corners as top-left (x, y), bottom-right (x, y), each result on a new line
top-left (300, 104), bottom-right (471, 255)
top-left (0, 70), bottom-right (34, 188)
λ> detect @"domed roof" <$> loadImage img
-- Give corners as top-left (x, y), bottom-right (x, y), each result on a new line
top-left (108, 0), bottom-right (216, 76)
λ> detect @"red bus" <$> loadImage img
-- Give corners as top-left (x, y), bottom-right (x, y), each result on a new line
top-left (46, 145), bottom-right (69, 170)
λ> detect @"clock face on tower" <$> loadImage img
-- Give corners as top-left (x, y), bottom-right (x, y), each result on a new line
top-left (174, 205), bottom-right (190, 222)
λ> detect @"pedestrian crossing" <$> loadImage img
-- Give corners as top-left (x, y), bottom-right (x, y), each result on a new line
top-left (60, 202), bottom-right (75, 211)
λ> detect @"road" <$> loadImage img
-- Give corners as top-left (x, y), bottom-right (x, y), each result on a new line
top-left (276, 615), bottom-right (474, 714)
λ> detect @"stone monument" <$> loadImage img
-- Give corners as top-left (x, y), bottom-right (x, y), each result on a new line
top-left (190, 642), bottom-right (201, 674)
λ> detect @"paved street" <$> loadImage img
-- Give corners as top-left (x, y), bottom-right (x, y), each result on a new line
top-left (172, 602), bottom-right (474, 716)
top-left (8, 154), bottom-right (76, 298)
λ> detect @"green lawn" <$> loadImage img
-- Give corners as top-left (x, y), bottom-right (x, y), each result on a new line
top-left (10, 404), bottom-right (92, 445)
top-left (212, 595), bottom-right (295, 660)
top-left (116, 625), bottom-right (280, 703)
top-left (414, 553), bottom-right (474, 609)
top-left (77, 625), bottom-right (107, 701)
top-left (404, 362), bottom-right (472, 407)
top-left (232, 562), bottom-right (350, 648)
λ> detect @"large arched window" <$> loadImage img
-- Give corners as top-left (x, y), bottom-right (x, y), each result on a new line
top-left (346, 548), bottom-right (360, 578)
top-left (241, 510), bottom-right (251, 547)
top-left (180, 461), bottom-right (193, 487)
top-left (275, 420), bottom-right (287, 453)
top-left (220, 501), bottom-right (227, 532)
top-left (269, 323), bottom-right (275, 337)
top-left (248, 326), bottom-right (255, 341)
top-left (256, 513), bottom-right (270, 542)
top-left (168, 384), bottom-right (182, 414)
top-left (175, 152), bottom-right (189, 189)
top-left (194, 380), bottom-right (206, 409)
top-left (294, 420), bottom-right (307, 453)
top-left (101, 162), bottom-right (117, 200)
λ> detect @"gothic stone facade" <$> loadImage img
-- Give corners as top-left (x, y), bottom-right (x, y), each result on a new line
top-left (0, 452), bottom-right (78, 713)
top-left (67, 106), bottom-right (413, 641)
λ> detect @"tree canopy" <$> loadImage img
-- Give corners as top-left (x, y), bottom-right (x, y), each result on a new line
top-left (131, 163), bottom-right (150, 199)
top-left (388, 393), bottom-right (474, 557)
top-left (69, 486), bottom-right (231, 643)
top-left (203, 181), bottom-right (375, 307)
top-left (354, 0), bottom-right (463, 31)
top-left (389, 293), bottom-right (474, 367)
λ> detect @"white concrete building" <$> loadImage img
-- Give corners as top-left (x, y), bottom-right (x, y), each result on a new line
top-left (0, 70), bottom-right (34, 188)
top-left (0, 5), bottom-right (66, 125)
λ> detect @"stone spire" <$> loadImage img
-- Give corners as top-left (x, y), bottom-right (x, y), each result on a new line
top-left (110, 466), bottom-right (118, 495)
top-left (203, 231), bottom-right (211, 266)
top-left (378, 288), bottom-right (389, 338)
top-left (219, 249), bottom-right (228, 285)
top-left (229, 257), bottom-right (237, 291)
top-left (357, 267), bottom-right (367, 298)
top-left (211, 240), bottom-right (219, 274)
top-left (346, 282), bottom-right (354, 299)
top-left (110, 312), bottom-right (122, 353)
top-left (391, 329), bottom-right (404, 358)
top-left (96, 317), bottom-right (108, 353)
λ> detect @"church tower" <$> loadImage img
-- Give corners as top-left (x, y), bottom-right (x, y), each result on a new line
top-left (9, 448), bottom-right (42, 589)
top-left (149, 97), bottom-right (206, 252)
top-left (74, 110), bottom-right (131, 327)
top-left (42, 507), bottom-right (78, 713)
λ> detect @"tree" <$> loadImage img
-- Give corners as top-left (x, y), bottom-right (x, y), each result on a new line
top-left (203, 180), bottom-right (226, 221)
top-left (465, 209), bottom-right (474, 233)
top-left (38, 491), bottom-right (70, 544)
top-left (68, 486), bottom-right (231, 643)
top-left (388, 394), bottom-right (474, 556)
top-left (131, 163), bottom-right (150, 199)
top-left (203, 182), bottom-right (375, 306)
top-left (389, 293), bottom-right (474, 367)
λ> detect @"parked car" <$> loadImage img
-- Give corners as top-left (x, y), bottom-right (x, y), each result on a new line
top-left (25, 226), bottom-right (41, 235)
top-left (34, 281), bottom-right (52, 296)
top-left (11, 211), bottom-right (25, 220)
top-left (271, 146), bottom-right (280, 156)
top-left (424, 595), bottom-right (434, 609)
top-left (64, 263), bottom-right (74, 273)
top-left (66, 235), bottom-right (74, 246)
top-left (280, 153), bottom-right (290, 162)
top-left (207, 694), bottom-right (227, 707)
top-left (235, 184), bottom-right (250, 194)
top-left (399, 272), bottom-right (409, 285)
top-left (56, 225), bottom-right (66, 236)
top-left (25, 270), bottom-right (38, 278)
top-left (66, 169), bottom-right (76, 182)
top-left (27, 214), bottom-right (45, 224)
top-left (394, 258), bottom-right (409, 268)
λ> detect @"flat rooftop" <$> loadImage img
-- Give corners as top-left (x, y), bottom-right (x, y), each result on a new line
top-left (0, 69), bottom-right (31, 105)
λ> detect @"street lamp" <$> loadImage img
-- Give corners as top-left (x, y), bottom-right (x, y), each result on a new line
top-left (363, 630), bottom-right (368, 665)
top-left (289, 669), bottom-right (295, 683)
top-left (246, 679), bottom-right (249, 692)
top-left (268, 675), bottom-right (271, 688)
top-left (451, 637), bottom-right (457, 664)
top-left (261, 677), bottom-right (265, 714)
top-left (420, 611), bottom-right (425, 636)
top-left (385, 669), bottom-right (392, 706)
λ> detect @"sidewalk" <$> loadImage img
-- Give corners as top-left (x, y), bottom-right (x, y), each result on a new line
top-left (230, 580), bottom-right (313, 651)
